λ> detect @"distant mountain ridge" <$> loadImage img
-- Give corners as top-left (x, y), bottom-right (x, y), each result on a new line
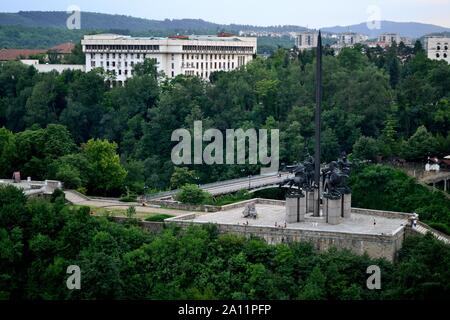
top-left (0, 11), bottom-right (308, 34)
top-left (0, 11), bottom-right (449, 39)
top-left (322, 20), bottom-right (450, 39)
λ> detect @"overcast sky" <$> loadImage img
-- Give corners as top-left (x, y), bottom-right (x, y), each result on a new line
top-left (2, 0), bottom-right (450, 28)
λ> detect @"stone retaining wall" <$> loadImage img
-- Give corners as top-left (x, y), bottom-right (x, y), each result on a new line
top-left (167, 215), bottom-right (405, 262)
top-left (110, 217), bottom-right (164, 233)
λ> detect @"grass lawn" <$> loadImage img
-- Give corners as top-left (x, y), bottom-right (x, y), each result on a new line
top-left (69, 205), bottom-right (175, 221)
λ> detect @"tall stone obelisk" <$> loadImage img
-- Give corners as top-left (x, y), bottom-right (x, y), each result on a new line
top-left (313, 31), bottom-right (322, 217)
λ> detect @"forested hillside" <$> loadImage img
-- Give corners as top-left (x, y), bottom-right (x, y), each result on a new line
top-left (0, 11), bottom-right (309, 33)
top-left (0, 184), bottom-right (449, 299)
top-left (0, 42), bottom-right (449, 196)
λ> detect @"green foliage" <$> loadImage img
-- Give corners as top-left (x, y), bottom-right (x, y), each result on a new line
top-left (352, 136), bottom-right (379, 161)
top-left (401, 125), bottom-right (437, 161)
top-left (1, 40), bottom-right (450, 196)
top-left (170, 167), bottom-right (198, 189)
top-left (175, 184), bottom-right (212, 205)
top-left (350, 165), bottom-right (450, 234)
top-left (1, 191), bottom-right (449, 299)
top-left (126, 206), bottom-right (137, 219)
top-left (0, 127), bottom-right (16, 177)
top-left (209, 190), bottom-right (252, 206)
top-left (82, 139), bottom-right (127, 195)
top-left (144, 214), bottom-right (174, 222)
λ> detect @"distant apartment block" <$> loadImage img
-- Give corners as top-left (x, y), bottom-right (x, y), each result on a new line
top-left (295, 31), bottom-right (319, 50)
top-left (331, 32), bottom-right (368, 53)
top-left (376, 33), bottom-right (412, 47)
top-left (81, 34), bottom-right (257, 85)
top-left (426, 36), bottom-right (450, 63)
top-left (337, 32), bottom-right (367, 47)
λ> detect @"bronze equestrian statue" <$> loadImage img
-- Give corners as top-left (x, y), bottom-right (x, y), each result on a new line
top-left (322, 153), bottom-right (352, 200)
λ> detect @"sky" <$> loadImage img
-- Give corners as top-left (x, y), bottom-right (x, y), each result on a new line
top-left (1, 0), bottom-right (450, 28)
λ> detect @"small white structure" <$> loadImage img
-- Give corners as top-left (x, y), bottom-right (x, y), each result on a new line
top-left (21, 59), bottom-right (85, 73)
top-left (425, 163), bottom-right (440, 172)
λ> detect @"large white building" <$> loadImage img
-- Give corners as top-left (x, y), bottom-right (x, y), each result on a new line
top-left (295, 31), bottom-right (319, 50)
top-left (81, 34), bottom-right (257, 85)
top-left (426, 36), bottom-right (450, 63)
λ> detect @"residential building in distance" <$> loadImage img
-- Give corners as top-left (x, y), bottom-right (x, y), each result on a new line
top-left (295, 31), bottom-right (319, 50)
top-left (0, 42), bottom-right (75, 62)
top-left (331, 32), bottom-right (368, 53)
top-left (378, 33), bottom-right (402, 46)
top-left (426, 36), bottom-right (450, 63)
top-left (81, 33), bottom-right (257, 85)
top-left (337, 32), bottom-right (368, 47)
top-left (376, 33), bottom-right (412, 47)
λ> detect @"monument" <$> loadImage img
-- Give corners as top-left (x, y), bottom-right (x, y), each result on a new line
top-left (280, 31), bottom-right (353, 226)
top-left (242, 203), bottom-right (258, 219)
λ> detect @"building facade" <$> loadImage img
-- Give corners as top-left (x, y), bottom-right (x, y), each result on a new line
top-left (378, 33), bottom-right (402, 46)
top-left (81, 34), bottom-right (257, 85)
top-left (426, 36), bottom-right (450, 63)
top-left (295, 31), bottom-right (319, 50)
top-left (337, 32), bottom-right (367, 47)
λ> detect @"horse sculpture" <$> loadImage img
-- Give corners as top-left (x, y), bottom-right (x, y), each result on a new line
top-left (322, 156), bottom-right (351, 200)
top-left (279, 154), bottom-right (315, 197)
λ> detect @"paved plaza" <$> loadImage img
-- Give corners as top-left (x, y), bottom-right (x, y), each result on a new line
top-left (188, 204), bottom-right (408, 236)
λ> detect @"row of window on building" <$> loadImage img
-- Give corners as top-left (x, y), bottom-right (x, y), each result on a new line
top-left (183, 53), bottom-right (237, 60)
top-left (90, 60), bottom-right (139, 68)
top-left (182, 61), bottom-right (235, 70)
top-left (185, 70), bottom-right (211, 79)
top-left (90, 53), bottom-right (150, 60)
top-left (182, 45), bottom-right (253, 53)
top-left (85, 45), bottom-right (160, 51)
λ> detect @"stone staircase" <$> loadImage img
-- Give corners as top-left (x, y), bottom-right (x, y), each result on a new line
top-left (413, 222), bottom-right (450, 245)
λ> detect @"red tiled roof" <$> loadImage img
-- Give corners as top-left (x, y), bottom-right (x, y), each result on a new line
top-left (0, 49), bottom-right (47, 61)
top-left (51, 42), bottom-right (75, 54)
top-left (0, 42), bottom-right (75, 61)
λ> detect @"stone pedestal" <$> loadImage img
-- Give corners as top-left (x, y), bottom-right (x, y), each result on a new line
top-left (306, 191), bottom-right (315, 213)
top-left (286, 196), bottom-right (306, 223)
top-left (313, 189), bottom-right (321, 217)
top-left (324, 197), bottom-right (342, 225)
top-left (342, 193), bottom-right (352, 219)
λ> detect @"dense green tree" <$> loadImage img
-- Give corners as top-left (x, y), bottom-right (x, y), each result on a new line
top-left (402, 125), bottom-right (437, 161)
top-left (175, 184), bottom-right (212, 205)
top-left (82, 139), bottom-right (127, 195)
top-left (352, 136), bottom-right (380, 161)
top-left (170, 167), bottom-right (198, 189)
top-left (0, 128), bottom-right (17, 177)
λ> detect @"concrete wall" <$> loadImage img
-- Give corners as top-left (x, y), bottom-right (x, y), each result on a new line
top-left (167, 217), bottom-right (405, 262)
top-left (110, 217), bottom-right (164, 233)
top-left (351, 208), bottom-right (415, 220)
top-left (148, 200), bottom-right (221, 212)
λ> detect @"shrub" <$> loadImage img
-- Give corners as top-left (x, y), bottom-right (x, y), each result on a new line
top-left (175, 184), bottom-right (212, 205)
top-left (145, 214), bottom-right (174, 222)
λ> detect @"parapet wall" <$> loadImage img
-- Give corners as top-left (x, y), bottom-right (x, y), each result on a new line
top-left (351, 207), bottom-right (415, 220)
top-left (166, 215), bottom-right (405, 262)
